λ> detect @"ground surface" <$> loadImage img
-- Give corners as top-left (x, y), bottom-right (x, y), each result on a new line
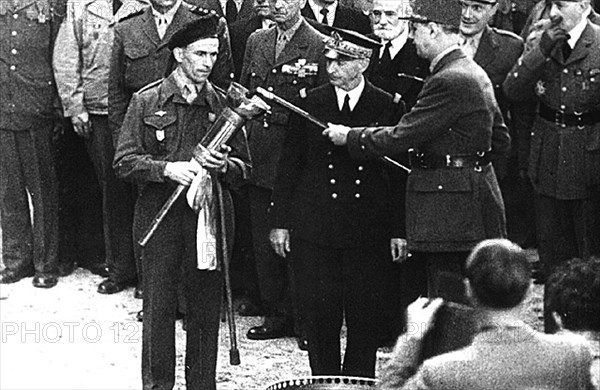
top-left (0, 252), bottom-right (543, 390)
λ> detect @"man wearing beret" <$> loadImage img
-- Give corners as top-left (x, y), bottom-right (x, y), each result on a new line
top-left (239, 0), bottom-right (328, 343)
top-left (113, 16), bottom-right (250, 390)
top-left (504, 0), bottom-right (600, 331)
top-left (325, 0), bottom-right (510, 303)
top-left (270, 26), bottom-right (404, 377)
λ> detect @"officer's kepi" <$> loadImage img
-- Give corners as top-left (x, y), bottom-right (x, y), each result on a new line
top-left (167, 13), bottom-right (219, 50)
top-left (322, 25), bottom-right (381, 61)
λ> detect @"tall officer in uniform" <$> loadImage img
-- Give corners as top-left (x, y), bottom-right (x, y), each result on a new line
top-left (270, 26), bottom-right (404, 377)
top-left (325, 0), bottom-right (510, 303)
top-left (301, 0), bottom-right (372, 35)
top-left (113, 17), bottom-right (250, 390)
top-left (239, 0), bottom-right (328, 341)
top-left (503, 0), bottom-right (600, 331)
top-left (108, 0), bottom-right (234, 297)
top-left (460, 0), bottom-right (538, 248)
top-left (53, 0), bottom-right (147, 293)
top-left (0, 0), bottom-right (64, 288)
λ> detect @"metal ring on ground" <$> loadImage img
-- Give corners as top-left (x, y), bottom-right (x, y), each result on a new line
top-left (265, 376), bottom-right (378, 390)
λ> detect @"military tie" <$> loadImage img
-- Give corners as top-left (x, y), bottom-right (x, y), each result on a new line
top-left (225, 0), bottom-right (238, 25)
top-left (275, 32), bottom-right (288, 60)
top-left (320, 7), bottom-right (329, 25)
top-left (341, 94), bottom-right (351, 116)
top-left (562, 40), bottom-right (572, 60)
top-left (380, 41), bottom-right (393, 69)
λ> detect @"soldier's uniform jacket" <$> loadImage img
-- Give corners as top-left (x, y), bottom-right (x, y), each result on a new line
top-left (271, 81), bottom-right (405, 248)
top-left (0, 0), bottom-right (64, 131)
top-left (239, 18), bottom-right (329, 189)
top-left (108, 3), bottom-right (234, 138)
top-left (53, 0), bottom-right (147, 117)
top-left (504, 20), bottom-right (600, 200)
top-left (348, 48), bottom-right (510, 252)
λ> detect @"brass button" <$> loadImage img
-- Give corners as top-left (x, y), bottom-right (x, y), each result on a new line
top-left (11, 31), bottom-right (17, 36)
top-left (358, 166), bottom-right (364, 171)
top-left (11, 49), bottom-right (17, 55)
top-left (272, 68), bottom-right (277, 74)
top-left (561, 86), bottom-right (567, 92)
top-left (330, 179), bottom-right (336, 184)
top-left (13, 13), bottom-right (18, 19)
top-left (331, 193), bottom-right (338, 199)
top-left (560, 104), bottom-right (566, 110)
top-left (328, 164), bottom-right (334, 169)
top-left (354, 193), bottom-right (360, 199)
top-left (355, 179), bottom-right (361, 185)
top-left (9, 65), bottom-right (16, 71)
top-left (438, 185), bottom-right (443, 190)
top-left (563, 68), bottom-right (568, 74)
top-left (267, 86), bottom-right (274, 92)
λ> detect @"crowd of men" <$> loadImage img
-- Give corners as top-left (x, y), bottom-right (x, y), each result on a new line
top-left (1, 0), bottom-right (600, 388)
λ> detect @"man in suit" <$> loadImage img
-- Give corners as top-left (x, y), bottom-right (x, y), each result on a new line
top-left (230, 0), bottom-right (274, 80)
top-left (270, 26), bottom-right (404, 377)
top-left (0, 0), bottom-right (65, 288)
top-left (239, 0), bottom-right (328, 342)
top-left (302, 0), bottom-right (371, 34)
top-left (504, 0), bottom-right (600, 328)
top-left (189, 0), bottom-right (254, 24)
top-left (379, 239), bottom-right (594, 390)
top-left (325, 0), bottom-right (510, 303)
top-left (108, 0), bottom-right (234, 298)
top-left (113, 17), bottom-right (251, 390)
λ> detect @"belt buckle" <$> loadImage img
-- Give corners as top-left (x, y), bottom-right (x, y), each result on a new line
top-left (445, 154), bottom-right (452, 167)
top-left (555, 110), bottom-right (566, 128)
top-left (574, 111), bottom-right (584, 130)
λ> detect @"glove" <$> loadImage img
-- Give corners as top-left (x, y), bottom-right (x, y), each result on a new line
top-left (539, 16), bottom-right (569, 56)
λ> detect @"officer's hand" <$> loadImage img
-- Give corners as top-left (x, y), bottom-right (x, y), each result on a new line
top-left (164, 161), bottom-right (200, 186)
top-left (195, 145), bottom-right (230, 173)
top-left (539, 15), bottom-right (568, 56)
top-left (405, 297), bottom-right (444, 339)
top-left (323, 123), bottom-right (350, 146)
top-left (269, 228), bottom-right (290, 258)
top-left (391, 238), bottom-right (409, 263)
top-left (71, 111), bottom-right (92, 139)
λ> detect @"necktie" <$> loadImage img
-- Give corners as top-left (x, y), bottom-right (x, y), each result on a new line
top-left (380, 41), bottom-right (392, 68)
top-left (226, 0), bottom-right (238, 25)
top-left (562, 41), bottom-right (572, 60)
top-left (275, 33), bottom-right (287, 60)
top-left (341, 94), bottom-right (351, 116)
top-left (320, 7), bottom-right (329, 25)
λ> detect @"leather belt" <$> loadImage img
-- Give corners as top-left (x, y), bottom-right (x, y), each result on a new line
top-left (409, 151), bottom-right (490, 170)
top-left (539, 103), bottom-right (600, 128)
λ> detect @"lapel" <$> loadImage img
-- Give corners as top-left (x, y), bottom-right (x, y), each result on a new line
top-left (114, 0), bottom-right (149, 23)
top-left (352, 80), bottom-right (375, 122)
top-left (255, 27), bottom-right (277, 69)
top-left (473, 26), bottom-right (498, 69)
top-left (564, 21), bottom-right (595, 66)
top-left (274, 19), bottom-right (313, 68)
top-left (141, 7), bottom-right (160, 46)
top-left (301, 3), bottom-right (317, 20)
top-left (159, 4), bottom-right (190, 48)
top-left (85, 0), bottom-right (112, 22)
top-left (245, 15), bottom-right (263, 35)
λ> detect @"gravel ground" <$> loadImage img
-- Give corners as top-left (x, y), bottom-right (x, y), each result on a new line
top-left (0, 251), bottom-right (543, 390)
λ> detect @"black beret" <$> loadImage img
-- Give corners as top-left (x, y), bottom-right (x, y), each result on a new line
top-left (167, 13), bottom-right (219, 50)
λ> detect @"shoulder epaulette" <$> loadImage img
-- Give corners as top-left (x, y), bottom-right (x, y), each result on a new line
top-left (491, 27), bottom-right (523, 42)
top-left (119, 8), bottom-right (145, 23)
top-left (138, 78), bottom-right (164, 94)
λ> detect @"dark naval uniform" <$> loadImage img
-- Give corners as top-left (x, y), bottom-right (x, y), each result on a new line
top-left (239, 18), bottom-right (328, 329)
top-left (504, 18), bottom-right (600, 330)
top-left (0, 0), bottom-right (64, 279)
top-left (347, 48), bottom-right (510, 302)
top-left (271, 81), bottom-right (403, 378)
top-left (113, 74), bottom-right (250, 390)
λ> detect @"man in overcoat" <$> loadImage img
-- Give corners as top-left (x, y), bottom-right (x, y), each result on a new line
top-left (270, 26), bottom-right (404, 377)
top-left (503, 0), bottom-right (600, 329)
top-left (113, 17), bottom-right (250, 390)
top-left (325, 0), bottom-right (510, 303)
top-left (239, 0), bottom-right (328, 342)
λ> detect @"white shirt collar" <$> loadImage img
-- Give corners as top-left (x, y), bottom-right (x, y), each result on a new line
top-left (309, 0), bottom-right (337, 26)
top-left (334, 76), bottom-right (365, 112)
top-left (429, 44), bottom-right (460, 73)
top-left (152, 0), bottom-right (181, 25)
top-left (262, 18), bottom-right (276, 30)
top-left (567, 7), bottom-right (591, 48)
top-left (380, 28), bottom-right (409, 59)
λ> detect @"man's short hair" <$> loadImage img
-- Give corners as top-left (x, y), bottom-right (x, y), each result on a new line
top-left (465, 239), bottom-right (531, 309)
top-left (546, 256), bottom-right (600, 332)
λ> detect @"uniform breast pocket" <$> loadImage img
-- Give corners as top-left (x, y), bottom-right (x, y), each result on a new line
top-left (143, 114), bottom-right (177, 155)
top-left (406, 170), bottom-right (483, 242)
top-left (124, 45), bottom-right (153, 88)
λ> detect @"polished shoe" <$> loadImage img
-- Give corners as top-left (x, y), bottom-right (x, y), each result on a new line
top-left (97, 279), bottom-right (129, 295)
top-left (84, 263), bottom-right (110, 278)
top-left (32, 274), bottom-right (58, 288)
top-left (296, 336), bottom-right (309, 351)
top-left (247, 318), bottom-right (294, 340)
top-left (134, 284), bottom-right (143, 299)
top-left (0, 268), bottom-right (34, 284)
top-left (136, 310), bottom-right (143, 322)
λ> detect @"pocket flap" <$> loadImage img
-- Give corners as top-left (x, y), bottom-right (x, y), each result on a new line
top-left (411, 170), bottom-right (473, 192)
top-left (125, 45), bottom-right (151, 60)
top-left (143, 115), bottom-right (177, 130)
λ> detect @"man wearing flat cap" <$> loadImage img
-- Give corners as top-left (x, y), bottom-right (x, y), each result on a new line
top-left (325, 0), bottom-right (510, 303)
top-left (270, 25), bottom-right (404, 377)
top-left (504, 0), bottom-right (600, 331)
top-left (113, 16), bottom-right (250, 390)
